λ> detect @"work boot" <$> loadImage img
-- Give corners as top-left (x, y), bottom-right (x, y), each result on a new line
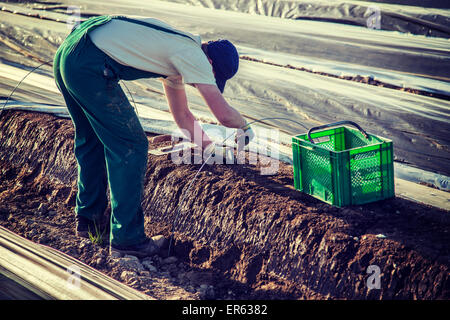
top-left (109, 237), bottom-right (160, 258)
top-left (75, 215), bottom-right (109, 240)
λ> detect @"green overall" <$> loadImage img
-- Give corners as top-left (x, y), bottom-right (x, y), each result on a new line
top-left (53, 16), bottom-right (164, 246)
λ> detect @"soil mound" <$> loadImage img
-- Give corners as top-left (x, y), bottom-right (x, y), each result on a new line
top-left (0, 110), bottom-right (448, 299)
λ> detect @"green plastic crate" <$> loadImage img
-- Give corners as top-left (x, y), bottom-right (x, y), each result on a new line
top-left (292, 122), bottom-right (394, 207)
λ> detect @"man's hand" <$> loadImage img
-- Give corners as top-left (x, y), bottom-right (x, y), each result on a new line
top-left (235, 123), bottom-right (255, 152)
top-left (203, 142), bottom-right (234, 163)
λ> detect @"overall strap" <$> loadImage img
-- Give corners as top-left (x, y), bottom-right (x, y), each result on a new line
top-left (63, 15), bottom-right (113, 54)
top-left (111, 15), bottom-right (197, 44)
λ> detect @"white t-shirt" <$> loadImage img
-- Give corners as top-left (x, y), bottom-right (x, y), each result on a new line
top-left (89, 16), bottom-right (216, 89)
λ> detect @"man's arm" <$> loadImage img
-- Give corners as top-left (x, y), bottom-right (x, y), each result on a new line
top-left (162, 82), bottom-right (213, 149)
top-left (194, 83), bottom-right (247, 129)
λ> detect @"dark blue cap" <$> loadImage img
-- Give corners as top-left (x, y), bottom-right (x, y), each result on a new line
top-left (207, 39), bottom-right (239, 93)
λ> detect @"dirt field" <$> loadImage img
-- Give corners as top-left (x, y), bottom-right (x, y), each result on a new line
top-left (0, 110), bottom-right (449, 299)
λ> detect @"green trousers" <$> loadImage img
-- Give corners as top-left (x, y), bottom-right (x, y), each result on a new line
top-left (53, 16), bottom-right (162, 246)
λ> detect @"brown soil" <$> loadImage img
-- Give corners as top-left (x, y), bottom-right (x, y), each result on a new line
top-left (0, 110), bottom-right (449, 300)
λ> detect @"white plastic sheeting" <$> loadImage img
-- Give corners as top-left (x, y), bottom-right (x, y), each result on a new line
top-left (0, 0), bottom-right (449, 182)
